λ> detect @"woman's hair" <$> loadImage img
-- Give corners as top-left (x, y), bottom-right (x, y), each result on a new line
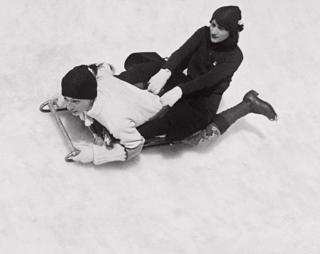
top-left (210, 6), bottom-right (244, 33)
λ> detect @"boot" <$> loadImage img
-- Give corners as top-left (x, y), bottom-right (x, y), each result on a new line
top-left (243, 90), bottom-right (278, 121)
top-left (211, 90), bottom-right (277, 134)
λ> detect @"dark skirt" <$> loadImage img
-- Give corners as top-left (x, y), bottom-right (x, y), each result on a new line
top-left (164, 98), bottom-right (210, 141)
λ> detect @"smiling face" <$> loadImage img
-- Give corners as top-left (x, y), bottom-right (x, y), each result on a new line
top-left (64, 96), bottom-right (93, 116)
top-left (209, 19), bottom-right (230, 43)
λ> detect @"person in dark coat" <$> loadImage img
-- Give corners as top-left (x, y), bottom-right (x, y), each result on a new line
top-left (116, 6), bottom-right (255, 142)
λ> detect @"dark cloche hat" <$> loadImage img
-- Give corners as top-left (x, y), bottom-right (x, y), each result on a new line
top-left (61, 65), bottom-right (97, 99)
top-left (211, 6), bottom-right (243, 32)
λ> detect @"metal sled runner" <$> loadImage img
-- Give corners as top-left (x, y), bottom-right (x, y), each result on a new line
top-left (40, 100), bottom-right (80, 162)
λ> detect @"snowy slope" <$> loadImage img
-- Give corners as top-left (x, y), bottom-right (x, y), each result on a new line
top-left (1, 0), bottom-right (320, 253)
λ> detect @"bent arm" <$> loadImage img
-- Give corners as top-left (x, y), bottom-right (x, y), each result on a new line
top-left (92, 120), bottom-right (145, 165)
top-left (179, 54), bottom-right (243, 95)
top-left (162, 27), bottom-right (204, 72)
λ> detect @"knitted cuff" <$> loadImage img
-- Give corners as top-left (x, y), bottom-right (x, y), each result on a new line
top-left (93, 143), bottom-right (126, 165)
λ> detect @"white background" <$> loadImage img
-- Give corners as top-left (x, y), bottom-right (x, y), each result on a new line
top-left (1, 0), bottom-right (320, 253)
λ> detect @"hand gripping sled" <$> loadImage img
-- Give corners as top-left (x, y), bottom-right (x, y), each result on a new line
top-left (39, 99), bottom-right (67, 113)
top-left (40, 100), bottom-right (80, 162)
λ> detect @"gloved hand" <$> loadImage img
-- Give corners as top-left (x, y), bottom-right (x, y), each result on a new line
top-left (160, 86), bottom-right (182, 107)
top-left (72, 142), bottom-right (126, 165)
top-left (147, 69), bottom-right (172, 94)
top-left (92, 143), bottom-right (126, 165)
top-left (72, 142), bottom-right (94, 164)
top-left (52, 94), bottom-right (67, 109)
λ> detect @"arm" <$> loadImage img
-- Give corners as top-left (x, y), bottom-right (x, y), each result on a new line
top-left (163, 27), bottom-right (204, 72)
top-left (179, 52), bottom-right (243, 95)
top-left (91, 142), bottom-right (143, 165)
top-left (160, 51), bottom-right (243, 107)
top-left (148, 27), bottom-right (204, 94)
top-left (73, 120), bottom-right (145, 165)
top-left (92, 119), bottom-right (145, 165)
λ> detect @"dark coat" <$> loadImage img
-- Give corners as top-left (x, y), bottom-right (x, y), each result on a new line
top-left (120, 26), bottom-right (243, 141)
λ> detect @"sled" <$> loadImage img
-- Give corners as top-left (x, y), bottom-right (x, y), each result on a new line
top-left (143, 136), bottom-right (173, 148)
top-left (40, 98), bottom-right (220, 161)
top-left (39, 100), bottom-right (175, 161)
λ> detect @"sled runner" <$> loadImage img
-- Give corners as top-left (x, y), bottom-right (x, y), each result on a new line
top-left (40, 100), bottom-right (80, 162)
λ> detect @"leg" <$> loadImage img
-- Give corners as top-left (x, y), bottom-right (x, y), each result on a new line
top-left (183, 90), bottom-right (278, 146)
top-left (138, 98), bottom-right (208, 141)
top-left (212, 90), bottom-right (278, 134)
top-left (165, 99), bottom-right (210, 141)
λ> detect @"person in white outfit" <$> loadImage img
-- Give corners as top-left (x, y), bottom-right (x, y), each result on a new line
top-left (60, 62), bottom-right (164, 165)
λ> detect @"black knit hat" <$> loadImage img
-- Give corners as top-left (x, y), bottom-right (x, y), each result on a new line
top-left (211, 6), bottom-right (243, 32)
top-left (61, 65), bottom-right (97, 99)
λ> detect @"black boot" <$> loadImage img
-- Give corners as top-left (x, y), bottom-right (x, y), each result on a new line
top-left (243, 90), bottom-right (278, 121)
top-left (211, 90), bottom-right (277, 134)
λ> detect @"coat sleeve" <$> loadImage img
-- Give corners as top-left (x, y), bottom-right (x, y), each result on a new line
top-left (162, 27), bottom-right (204, 72)
top-left (92, 141), bottom-right (143, 165)
top-left (116, 119), bottom-right (145, 160)
top-left (92, 120), bottom-right (145, 165)
top-left (178, 51), bottom-right (243, 95)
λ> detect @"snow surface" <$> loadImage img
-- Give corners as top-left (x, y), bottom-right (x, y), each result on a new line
top-left (1, 0), bottom-right (320, 253)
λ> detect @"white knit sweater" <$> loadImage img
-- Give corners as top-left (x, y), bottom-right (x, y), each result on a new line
top-left (85, 63), bottom-right (163, 164)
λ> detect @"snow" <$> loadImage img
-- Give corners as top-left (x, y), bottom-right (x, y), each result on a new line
top-left (1, 0), bottom-right (320, 253)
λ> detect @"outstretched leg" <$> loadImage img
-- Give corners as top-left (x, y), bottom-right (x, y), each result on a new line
top-left (212, 90), bottom-right (278, 134)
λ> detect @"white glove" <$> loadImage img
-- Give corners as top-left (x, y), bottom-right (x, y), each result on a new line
top-left (56, 95), bottom-right (67, 108)
top-left (160, 87), bottom-right (182, 107)
top-left (72, 142), bottom-right (126, 165)
top-left (51, 94), bottom-right (67, 109)
top-left (147, 69), bottom-right (171, 94)
top-left (72, 142), bottom-right (94, 164)
top-left (92, 143), bottom-right (126, 165)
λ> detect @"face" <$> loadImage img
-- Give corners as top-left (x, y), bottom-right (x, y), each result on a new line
top-left (209, 19), bottom-right (230, 43)
top-left (64, 96), bottom-right (93, 116)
